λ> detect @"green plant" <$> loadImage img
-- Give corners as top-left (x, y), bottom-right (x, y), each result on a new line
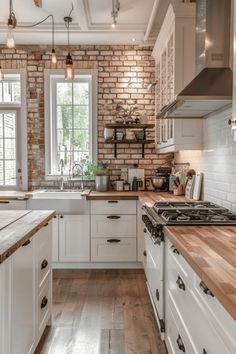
top-left (83, 160), bottom-right (109, 180)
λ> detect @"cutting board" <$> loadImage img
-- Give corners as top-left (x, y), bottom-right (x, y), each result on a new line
top-left (193, 172), bottom-right (203, 200)
top-left (0, 210), bottom-right (31, 231)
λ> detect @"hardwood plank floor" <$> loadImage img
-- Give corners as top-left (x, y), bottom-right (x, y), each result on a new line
top-left (35, 269), bottom-right (167, 354)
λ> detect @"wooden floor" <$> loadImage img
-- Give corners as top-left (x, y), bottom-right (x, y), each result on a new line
top-left (35, 269), bottom-right (167, 354)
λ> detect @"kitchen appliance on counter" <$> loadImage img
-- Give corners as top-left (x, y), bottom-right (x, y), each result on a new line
top-left (151, 167), bottom-right (171, 192)
top-left (128, 168), bottom-right (145, 191)
top-left (142, 201), bottom-right (236, 338)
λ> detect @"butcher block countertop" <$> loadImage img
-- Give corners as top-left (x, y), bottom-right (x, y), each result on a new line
top-left (0, 210), bottom-right (55, 264)
top-left (87, 191), bottom-right (190, 204)
top-left (0, 191), bottom-right (29, 200)
top-left (165, 225), bottom-right (236, 321)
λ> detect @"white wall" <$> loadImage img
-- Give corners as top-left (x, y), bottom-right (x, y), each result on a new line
top-left (175, 107), bottom-right (236, 212)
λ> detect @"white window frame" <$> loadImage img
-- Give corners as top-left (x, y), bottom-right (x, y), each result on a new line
top-left (0, 69), bottom-right (28, 191)
top-left (44, 69), bottom-right (98, 178)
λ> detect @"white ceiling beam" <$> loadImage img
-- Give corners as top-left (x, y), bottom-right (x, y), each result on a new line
top-left (72, 0), bottom-right (89, 30)
top-left (144, 0), bottom-right (160, 42)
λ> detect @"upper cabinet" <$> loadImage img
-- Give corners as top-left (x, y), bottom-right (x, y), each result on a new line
top-left (152, 3), bottom-right (202, 152)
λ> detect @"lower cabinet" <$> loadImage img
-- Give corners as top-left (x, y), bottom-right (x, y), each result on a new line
top-left (165, 239), bottom-right (236, 354)
top-left (58, 215), bottom-right (90, 262)
top-left (0, 221), bottom-right (52, 354)
top-left (11, 238), bottom-right (35, 354)
top-left (91, 238), bottom-right (136, 262)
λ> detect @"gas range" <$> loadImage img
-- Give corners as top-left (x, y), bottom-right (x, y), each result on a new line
top-left (143, 201), bottom-right (236, 227)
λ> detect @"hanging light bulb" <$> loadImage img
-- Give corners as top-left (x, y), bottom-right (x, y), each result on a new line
top-left (111, 0), bottom-right (120, 29)
top-left (65, 53), bottom-right (74, 81)
top-left (111, 17), bottom-right (116, 29)
top-left (6, 0), bottom-right (17, 48)
top-left (51, 48), bottom-right (57, 64)
top-left (0, 67), bottom-right (4, 81)
top-left (64, 16), bottom-right (74, 81)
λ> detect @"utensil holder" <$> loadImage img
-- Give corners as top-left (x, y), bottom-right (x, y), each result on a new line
top-left (173, 185), bottom-right (184, 196)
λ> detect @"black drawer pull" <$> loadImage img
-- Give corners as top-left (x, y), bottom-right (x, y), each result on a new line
top-left (41, 296), bottom-right (48, 309)
top-left (0, 200), bottom-right (10, 204)
top-left (199, 281), bottom-right (214, 297)
top-left (60, 215), bottom-right (63, 218)
top-left (156, 289), bottom-right (160, 301)
top-left (22, 239), bottom-right (31, 247)
top-left (176, 275), bottom-right (185, 291)
top-left (108, 200), bottom-right (118, 203)
top-left (177, 334), bottom-right (185, 352)
top-left (41, 259), bottom-right (48, 270)
top-left (203, 350), bottom-right (208, 354)
top-left (143, 250), bottom-right (147, 257)
top-left (171, 245), bottom-right (179, 254)
top-left (143, 228), bottom-right (147, 233)
top-left (53, 215), bottom-right (57, 218)
top-left (107, 239), bottom-right (121, 243)
top-left (44, 222), bottom-right (49, 227)
top-left (107, 215), bottom-right (121, 219)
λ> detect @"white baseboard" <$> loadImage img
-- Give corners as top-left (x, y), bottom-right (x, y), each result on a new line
top-left (52, 262), bottom-right (143, 269)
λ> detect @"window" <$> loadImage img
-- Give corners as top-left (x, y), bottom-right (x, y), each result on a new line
top-left (0, 71), bottom-right (27, 190)
top-left (45, 71), bottom-right (97, 177)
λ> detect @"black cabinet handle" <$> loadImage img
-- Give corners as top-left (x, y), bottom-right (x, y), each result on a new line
top-left (107, 215), bottom-right (121, 219)
top-left (107, 239), bottom-right (121, 243)
top-left (143, 228), bottom-right (147, 233)
top-left (0, 200), bottom-right (10, 204)
top-left (143, 250), bottom-right (147, 257)
top-left (53, 215), bottom-right (57, 218)
top-left (203, 349), bottom-right (208, 354)
top-left (176, 275), bottom-right (186, 291)
top-left (41, 296), bottom-right (48, 309)
top-left (44, 222), bottom-right (49, 227)
top-left (199, 281), bottom-right (214, 297)
top-left (156, 289), bottom-right (160, 301)
top-left (60, 215), bottom-right (63, 218)
top-left (176, 335), bottom-right (185, 352)
top-left (41, 259), bottom-right (48, 270)
top-left (22, 239), bottom-right (31, 247)
top-left (108, 200), bottom-right (118, 203)
top-left (171, 245), bottom-right (180, 255)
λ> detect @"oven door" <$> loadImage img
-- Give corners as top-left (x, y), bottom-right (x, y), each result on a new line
top-left (144, 230), bottom-right (165, 337)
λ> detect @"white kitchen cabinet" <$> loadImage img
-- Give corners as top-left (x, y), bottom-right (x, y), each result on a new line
top-left (59, 215), bottom-right (90, 262)
top-left (90, 200), bottom-right (137, 263)
top-left (0, 199), bottom-right (26, 210)
top-left (11, 237), bottom-right (35, 354)
top-left (0, 221), bottom-right (52, 354)
top-left (52, 215), bottom-right (59, 262)
top-left (165, 239), bottom-right (236, 354)
top-left (153, 3), bottom-right (202, 152)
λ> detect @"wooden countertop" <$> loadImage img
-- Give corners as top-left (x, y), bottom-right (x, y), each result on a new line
top-left (0, 191), bottom-right (29, 200)
top-left (165, 225), bottom-right (236, 321)
top-left (0, 210), bottom-right (55, 264)
top-left (87, 191), bottom-right (190, 204)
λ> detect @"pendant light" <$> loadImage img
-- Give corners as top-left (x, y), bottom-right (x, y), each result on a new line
top-left (51, 16), bottom-right (57, 64)
top-left (6, 0), bottom-right (17, 48)
top-left (0, 67), bottom-right (4, 81)
top-left (64, 16), bottom-right (74, 81)
top-left (111, 0), bottom-right (120, 28)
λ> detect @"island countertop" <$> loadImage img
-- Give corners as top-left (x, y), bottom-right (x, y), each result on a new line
top-left (165, 225), bottom-right (236, 321)
top-left (0, 210), bottom-right (55, 264)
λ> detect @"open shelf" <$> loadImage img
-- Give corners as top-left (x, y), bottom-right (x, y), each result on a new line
top-left (104, 123), bottom-right (155, 129)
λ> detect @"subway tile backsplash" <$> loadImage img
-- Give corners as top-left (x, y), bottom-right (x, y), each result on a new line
top-left (175, 107), bottom-right (236, 212)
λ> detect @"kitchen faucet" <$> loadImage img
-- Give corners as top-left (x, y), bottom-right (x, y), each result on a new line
top-left (58, 158), bottom-right (64, 191)
top-left (72, 161), bottom-right (84, 191)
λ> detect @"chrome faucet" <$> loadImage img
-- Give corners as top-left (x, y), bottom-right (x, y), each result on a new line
top-left (58, 159), bottom-right (64, 191)
top-left (72, 161), bottom-right (84, 191)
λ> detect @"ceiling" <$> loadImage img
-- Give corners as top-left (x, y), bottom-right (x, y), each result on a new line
top-left (0, 0), bottom-right (169, 46)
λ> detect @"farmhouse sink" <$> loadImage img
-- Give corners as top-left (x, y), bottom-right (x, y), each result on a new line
top-left (31, 190), bottom-right (87, 199)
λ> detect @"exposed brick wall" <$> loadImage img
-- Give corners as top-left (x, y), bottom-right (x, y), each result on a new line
top-left (0, 45), bottom-right (173, 189)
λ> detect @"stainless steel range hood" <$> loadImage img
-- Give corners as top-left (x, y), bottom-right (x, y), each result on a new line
top-left (158, 0), bottom-right (232, 119)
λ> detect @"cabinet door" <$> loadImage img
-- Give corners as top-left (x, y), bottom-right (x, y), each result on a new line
top-left (11, 238), bottom-right (35, 354)
top-left (59, 215), bottom-right (90, 262)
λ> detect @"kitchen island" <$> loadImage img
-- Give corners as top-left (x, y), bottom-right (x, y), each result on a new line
top-left (0, 210), bottom-right (55, 354)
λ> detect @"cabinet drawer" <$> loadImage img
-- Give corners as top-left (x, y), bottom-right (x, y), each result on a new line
top-left (91, 238), bottom-right (136, 262)
top-left (0, 200), bottom-right (26, 210)
top-left (37, 223), bottom-right (52, 290)
top-left (38, 277), bottom-right (51, 337)
top-left (193, 274), bottom-right (236, 352)
top-left (90, 200), bottom-right (136, 215)
top-left (166, 299), bottom-right (196, 354)
top-left (91, 215), bottom-right (136, 238)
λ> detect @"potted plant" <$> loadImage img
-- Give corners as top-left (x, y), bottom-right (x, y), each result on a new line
top-left (84, 161), bottom-right (110, 192)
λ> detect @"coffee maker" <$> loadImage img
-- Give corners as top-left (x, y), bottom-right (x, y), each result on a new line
top-left (151, 166), bottom-right (171, 192)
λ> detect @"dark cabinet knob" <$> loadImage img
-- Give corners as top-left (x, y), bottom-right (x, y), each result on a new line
top-left (176, 335), bottom-right (185, 352)
top-left (143, 228), bottom-right (147, 233)
top-left (22, 239), bottom-right (31, 247)
top-left (53, 215), bottom-right (57, 218)
top-left (176, 275), bottom-right (186, 291)
top-left (41, 296), bottom-right (48, 309)
top-left (143, 250), bottom-right (147, 257)
top-left (156, 289), bottom-right (160, 301)
top-left (199, 281), bottom-right (214, 297)
top-left (60, 215), bottom-right (63, 218)
top-left (44, 222), bottom-right (49, 227)
top-left (203, 349), bottom-right (208, 354)
top-left (41, 259), bottom-right (48, 270)
top-left (171, 245), bottom-right (179, 254)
